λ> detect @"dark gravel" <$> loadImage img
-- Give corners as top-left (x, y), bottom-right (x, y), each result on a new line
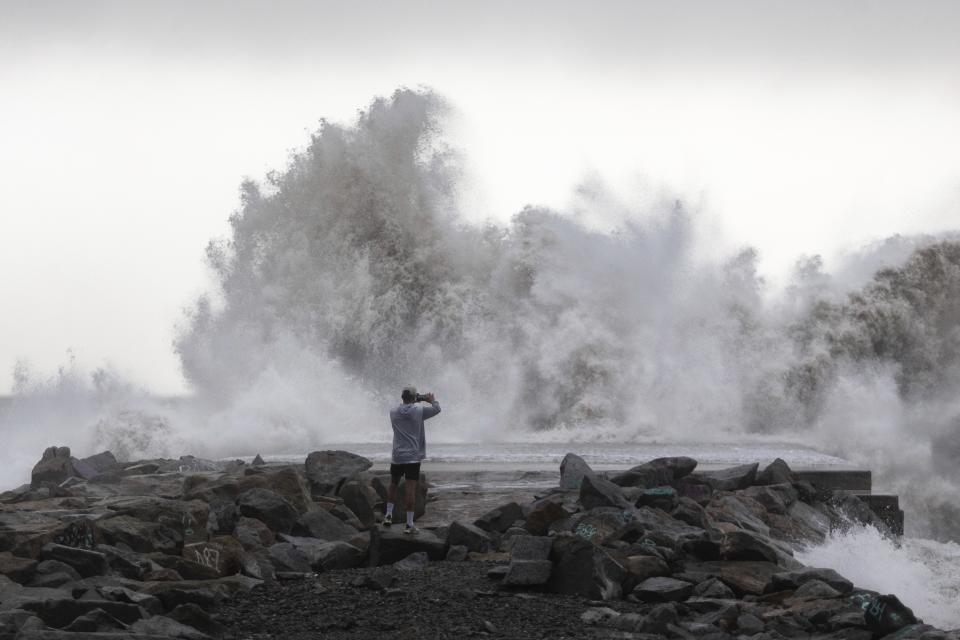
top-left (217, 561), bottom-right (639, 639)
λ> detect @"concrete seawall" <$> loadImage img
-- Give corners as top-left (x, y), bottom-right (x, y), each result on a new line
top-left (795, 468), bottom-right (904, 535)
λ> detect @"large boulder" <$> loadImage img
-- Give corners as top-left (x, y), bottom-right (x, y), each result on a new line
top-left (260, 466), bottom-right (314, 514)
top-left (101, 497), bottom-right (209, 545)
top-left (30, 446), bottom-right (97, 488)
top-left (769, 567), bottom-right (853, 594)
top-left (277, 536), bottom-right (364, 571)
top-left (368, 527), bottom-right (446, 566)
top-left (234, 517), bottom-right (275, 550)
top-left (181, 538), bottom-right (245, 577)
top-left (756, 458), bottom-right (798, 485)
top-left (0, 552), bottom-right (37, 584)
top-left (267, 542), bottom-right (313, 573)
top-left (338, 480), bottom-right (376, 529)
top-left (679, 560), bottom-right (780, 596)
top-left (39, 543), bottom-right (109, 578)
top-left (524, 498), bottom-right (568, 535)
top-left (610, 456), bottom-right (697, 488)
top-left (474, 502), bottom-right (524, 533)
top-left (547, 536), bottom-right (626, 601)
top-left (633, 576), bottom-right (694, 602)
top-left (695, 463), bottom-right (759, 491)
top-left (559, 453), bottom-right (594, 490)
top-left (97, 515), bottom-right (180, 554)
top-left (237, 489), bottom-right (298, 534)
top-left (580, 475), bottom-right (633, 510)
top-left (447, 521), bottom-right (492, 553)
top-left (296, 508), bottom-right (361, 543)
top-left (305, 450), bottom-right (372, 496)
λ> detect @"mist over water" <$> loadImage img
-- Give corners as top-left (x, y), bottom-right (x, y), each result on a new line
top-left (3, 89), bottom-right (959, 547)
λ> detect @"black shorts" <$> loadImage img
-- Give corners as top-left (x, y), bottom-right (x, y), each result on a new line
top-left (390, 462), bottom-right (421, 483)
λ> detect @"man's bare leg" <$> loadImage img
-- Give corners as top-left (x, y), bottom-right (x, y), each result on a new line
top-left (404, 480), bottom-right (417, 531)
top-left (384, 481), bottom-right (399, 526)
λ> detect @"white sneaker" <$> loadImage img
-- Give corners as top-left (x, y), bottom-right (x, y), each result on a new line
top-left (403, 524), bottom-right (419, 535)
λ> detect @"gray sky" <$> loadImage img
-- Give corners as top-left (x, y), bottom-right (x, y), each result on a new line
top-left (2, 1), bottom-right (959, 393)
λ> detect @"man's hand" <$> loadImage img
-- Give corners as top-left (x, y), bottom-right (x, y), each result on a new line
top-left (425, 392), bottom-right (436, 403)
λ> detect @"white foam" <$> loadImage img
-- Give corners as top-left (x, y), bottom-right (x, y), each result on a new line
top-left (797, 525), bottom-right (960, 630)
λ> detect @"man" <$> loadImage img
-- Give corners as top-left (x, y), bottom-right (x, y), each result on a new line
top-left (384, 386), bottom-right (441, 534)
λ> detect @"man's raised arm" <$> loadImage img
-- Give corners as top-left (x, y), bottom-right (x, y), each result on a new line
top-left (422, 393), bottom-right (441, 419)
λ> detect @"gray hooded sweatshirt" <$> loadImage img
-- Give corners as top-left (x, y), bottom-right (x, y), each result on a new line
top-left (389, 400), bottom-right (441, 464)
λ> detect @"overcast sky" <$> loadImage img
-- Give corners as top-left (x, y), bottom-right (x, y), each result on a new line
top-left (2, 0), bottom-right (959, 394)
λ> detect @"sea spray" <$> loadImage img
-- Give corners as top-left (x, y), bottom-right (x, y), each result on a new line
top-left (797, 525), bottom-right (960, 629)
top-left (2, 87), bottom-right (959, 545)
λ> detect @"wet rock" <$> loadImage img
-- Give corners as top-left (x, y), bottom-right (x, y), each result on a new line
top-left (234, 516), bottom-right (275, 550)
top-left (330, 504), bottom-right (365, 530)
top-left (675, 476), bottom-right (714, 505)
top-left (624, 555), bottom-right (670, 583)
top-left (30, 446), bottom-right (94, 488)
top-left (0, 552), bottom-right (37, 583)
top-left (368, 527), bottom-right (446, 566)
top-left (279, 536), bottom-right (364, 571)
top-left (144, 568), bottom-right (183, 581)
top-left (17, 597), bottom-right (143, 628)
top-left (672, 496), bottom-right (710, 528)
top-left (636, 486), bottom-right (678, 511)
top-left (559, 453), bottom-right (594, 490)
top-left (32, 559), bottom-right (81, 584)
top-left (94, 544), bottom-right (146, 580)
top-left (251, 454), bottom-right (266, 466)
top-left (769, 567), bottom-right (853, 595)
top-left (338, 480), bottom-right (376, 529)
top-left (97, 515), bottom-right (179, 554)
top-left (179, 538), bottom-right (244, 578)
top-left (696, 463), bottom-right (759, 492)
top-left (737, 612), bottom-right (765, 635)
top-left (40, 544), bottom-right (109, 578)
top-left (78, 451), bottom-right (120, 475)
top-left (633, 576), bottom-right (694, 602)
top-left (474, 501), bottom-right (524, 533)
top-left (611, 456), bottom-right (696, 488)
top-left (296, 507), bottom-right (361, 543)
top-left (447, 521), bottom-right (492, 553)
top-left (721, 530), bottom-right (786, 564)
top-left (707, 494), bottom-right (771, 536)
top-left (547, 536), bottom-right (626, 601)
top-left (97, 585), bottom-right (164, 615)
top-left (680, 560), bottom-right (781, 596)
top-left (694, 577), bottom-right (736, 599)
top-left (756, 458), bottom-right (797, 485)
top-left (861, 594), bottom-right (918, 637)
top-left (120, 462), bottom-right (161, 476)
top-left (207, 499), bottom-right (239, 536)
top-left (237, 488), bottom-right (298, 534)
top-left (62, 607), bottom-right (128, 632)
top-left (267, 543), bottom-right (313, 573)
top-left (792, 579), bottom-right (842, 600)
top-left (523, 498), bottom-right (568, 535)
top-left (305, 450), bottom-right (372, 496)
top-left (580, 474), bottom-right (633, 510)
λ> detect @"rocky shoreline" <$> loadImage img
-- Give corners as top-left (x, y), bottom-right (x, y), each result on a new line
top-left (0, 446), bottom-right (956, 639)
